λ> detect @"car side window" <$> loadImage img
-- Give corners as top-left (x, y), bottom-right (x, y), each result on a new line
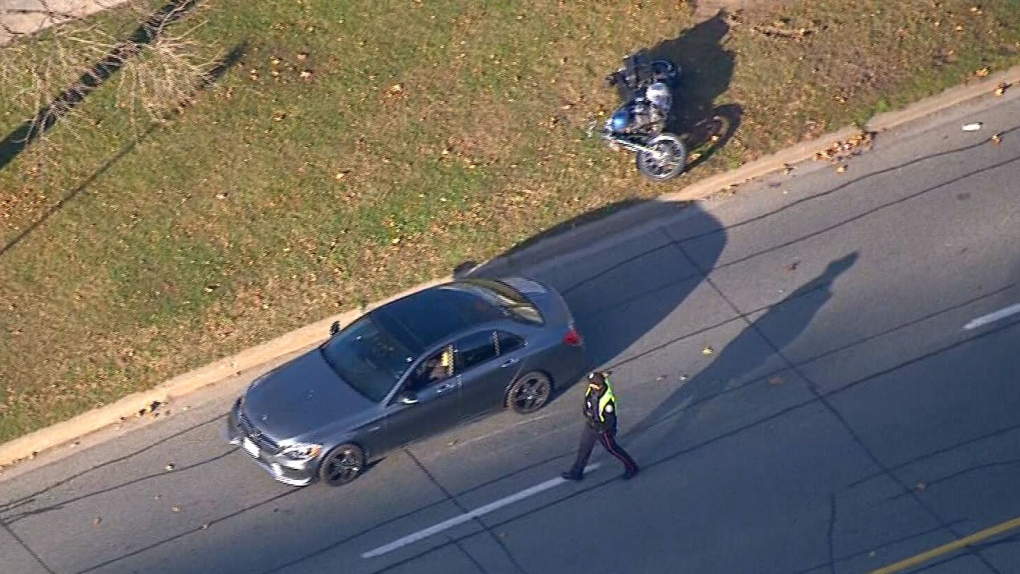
top-left (407, 345), bottom-right (454, 391)
top-left (495, 331), bottom-right (525, 355)
top-left (454, 331), bottom-right (498, 372)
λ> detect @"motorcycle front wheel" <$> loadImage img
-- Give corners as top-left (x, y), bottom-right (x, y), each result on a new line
top-left (636, 134), bottom-right (687, 182)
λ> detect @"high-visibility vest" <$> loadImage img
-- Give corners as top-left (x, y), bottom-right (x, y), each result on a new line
top-left (585, 379), bottom-right (617, 423)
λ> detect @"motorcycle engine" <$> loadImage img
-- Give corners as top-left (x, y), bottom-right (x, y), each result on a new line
top-left (608, 103), bottom-right (652, 135)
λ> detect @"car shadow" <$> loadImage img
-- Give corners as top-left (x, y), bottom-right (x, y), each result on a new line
top-left (463, 199), bottom-right (728, 402)
top-left (50, 198), bottom-right (727, 574)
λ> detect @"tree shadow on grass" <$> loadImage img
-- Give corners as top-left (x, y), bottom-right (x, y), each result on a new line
top-left (0, 0), bottom-right (204, 172)
top-left (0, 42), bottom-right (246, 259)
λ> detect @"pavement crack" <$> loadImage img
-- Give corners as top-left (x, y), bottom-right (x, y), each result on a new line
top-left (452, 536), bottom-right (492, 574)
top-left (1, 520), bottom-right (56, 574)
top-left (670, 242), bottom-right (1009, 574)
top-left (403, 448), bottom-right (531, 574)
top-left (75, 489), bottom-right (299, 574)
top-left (884, 458), bottom-right (1020, 503)
top-left (849, 420), bottom-right (1020, 489)
top-left (674, 125), bottom-right (1020, 254)
top-left (827, 493), bottom-right (837, 574)
top-left (0, 413), bottom-right (223, 515)
top-left (1, 449), bottom-right (234, 526)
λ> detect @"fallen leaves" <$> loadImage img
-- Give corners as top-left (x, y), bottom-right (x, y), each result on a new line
top-left (752, 19), bottom-right (819, 40)
top-left (137, 400), bottom-right (162, 418)
top-left (995, 82), bottom-right (1010, 96)
top-left (702, 346), bottom-right (714, 356)
top-left (813, 131), bottom-right (874, 162)
top-left (991, 133), bottom-right (1002, 145)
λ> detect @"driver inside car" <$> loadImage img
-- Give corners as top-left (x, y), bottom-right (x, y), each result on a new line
top-left (412, 346), bottom-right (454, 391)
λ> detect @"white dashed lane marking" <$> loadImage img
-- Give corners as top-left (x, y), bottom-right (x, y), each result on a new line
top-left (361, 463), bottom-right (601, 559)
top-left (963, 302), bottom-right (1020, 330)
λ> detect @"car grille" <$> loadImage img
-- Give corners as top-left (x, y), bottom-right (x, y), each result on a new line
top-left (237, 409), bottom-right (280, 454)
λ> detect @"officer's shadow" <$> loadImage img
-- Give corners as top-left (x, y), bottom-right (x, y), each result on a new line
top-left (627, 252), bottom-right (859, 455)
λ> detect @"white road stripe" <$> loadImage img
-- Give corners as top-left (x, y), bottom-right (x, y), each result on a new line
top-left (963, 303), bottom-right (1020, 330)
top-left (361, 463), bottom-right (602, 559)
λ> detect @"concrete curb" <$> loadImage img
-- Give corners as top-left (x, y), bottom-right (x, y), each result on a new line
top-left (0, 0), bottom-right (123, 47)
top-left (0, 277), bottom-right (452, 468)
top-left (2, 64), bottom-right (1018, 469)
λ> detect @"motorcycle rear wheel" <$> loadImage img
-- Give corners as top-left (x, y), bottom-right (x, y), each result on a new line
top-left (636, 134), bottom-right (687, 182)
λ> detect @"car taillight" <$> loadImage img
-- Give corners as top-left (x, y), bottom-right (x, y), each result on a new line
top-left (563, 327), bottom-right (582, 346)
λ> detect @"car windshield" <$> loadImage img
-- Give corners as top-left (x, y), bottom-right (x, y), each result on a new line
top-left (320, 316), bottom-right (415, 402)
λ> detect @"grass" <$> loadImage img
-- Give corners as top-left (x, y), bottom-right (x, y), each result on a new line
top-left (1, 0), bottom-right (1019, 443)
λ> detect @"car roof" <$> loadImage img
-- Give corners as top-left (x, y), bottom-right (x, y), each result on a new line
top-left (369, 282), bottom-right (504, 354)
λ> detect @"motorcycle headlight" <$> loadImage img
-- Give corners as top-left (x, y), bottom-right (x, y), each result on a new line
top-left (610, 109), bottom-right (630, 132)
top-left (279, 443), bottom-right (322, 461)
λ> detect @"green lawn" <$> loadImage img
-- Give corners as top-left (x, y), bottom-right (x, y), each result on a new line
top-left (1, 0), bottom-right (1019, 443)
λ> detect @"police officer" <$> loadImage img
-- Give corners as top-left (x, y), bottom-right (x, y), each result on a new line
top-left (561, 370), bottom-right (639, 481)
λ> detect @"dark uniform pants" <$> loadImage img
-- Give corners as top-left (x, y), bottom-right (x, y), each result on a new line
top-left (568, 423), bottom-right (638, 476)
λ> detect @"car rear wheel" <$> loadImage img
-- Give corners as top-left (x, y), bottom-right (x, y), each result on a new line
top-left (319, 443), bottom-right (365, 486)
top-left (506, 372), bottom-right (552, 414)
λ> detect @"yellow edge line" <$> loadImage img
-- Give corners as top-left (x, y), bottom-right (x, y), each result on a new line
top-left (869, 516), bottom-right (1020, 574)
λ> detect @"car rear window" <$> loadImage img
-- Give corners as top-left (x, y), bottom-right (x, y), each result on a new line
top-left (453, 279), bottom-right (544, 325)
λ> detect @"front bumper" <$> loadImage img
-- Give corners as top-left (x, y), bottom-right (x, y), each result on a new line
top-left (226, 400), bottom-right (318, 487)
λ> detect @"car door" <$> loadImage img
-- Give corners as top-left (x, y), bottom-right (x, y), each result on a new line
top-left (377, 345), bottom-right (462, 451)
top-left (455, 330), bottom-right (528, 421)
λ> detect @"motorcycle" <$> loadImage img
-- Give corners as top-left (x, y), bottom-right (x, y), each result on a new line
top-left (593, 52), bottom-right (687, 182)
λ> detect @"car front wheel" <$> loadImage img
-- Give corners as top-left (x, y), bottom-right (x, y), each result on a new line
top-left (319, 443), bottom-right (365, 486)
top-left (506, 371), bottom-right (552, 414)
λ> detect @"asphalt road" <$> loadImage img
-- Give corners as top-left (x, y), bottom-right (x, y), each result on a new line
top-left (3, 92), bottom-right (1020, 574)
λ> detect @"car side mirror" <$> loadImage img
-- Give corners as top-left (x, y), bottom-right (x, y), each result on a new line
top-left (397, 391), bottom-right (419, 405)
top-left (329, 321), bottom-right (341, 336)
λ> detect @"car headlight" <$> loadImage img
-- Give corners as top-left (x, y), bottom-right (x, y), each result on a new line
top-left (279, 443), bottom-right (322, 461)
